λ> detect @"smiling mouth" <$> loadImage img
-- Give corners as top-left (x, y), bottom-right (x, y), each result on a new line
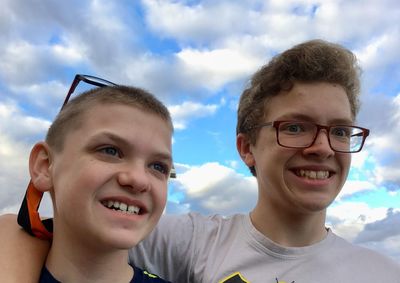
top-left (295, 169), bottom-right (331, 180)
top-left (101, 200), bottom-right (141, 215)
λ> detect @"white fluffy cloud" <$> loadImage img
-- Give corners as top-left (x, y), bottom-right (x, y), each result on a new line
top-left (358, 93), bottom-right (400, 186)
top-left (0, 101), bottom-right (50, 213)
top-left (172, 162), bottom-right (257, 215)
top-left (169, 101), bottom-right (219, 129)
top-left (142, 0), bottom-right (254, 44)
top-left (176, 48), bottom-right (260, 90)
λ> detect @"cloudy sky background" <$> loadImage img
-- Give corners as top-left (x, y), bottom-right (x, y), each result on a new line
top-left (0, 0), bottom-right (399, 262)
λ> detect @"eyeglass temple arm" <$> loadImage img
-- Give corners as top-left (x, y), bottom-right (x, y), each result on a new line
top-left (351, 129), bottom-right (369, 138)
top-left (170, 165), bottom-right (176, 178)
top-left (61, 75), bottom-right (81, 109)
top-left (62, 74), bottom-right (118, 109)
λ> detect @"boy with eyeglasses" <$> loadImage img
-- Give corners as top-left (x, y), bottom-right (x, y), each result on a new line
top-left (2, 80), bottom-right (174, 282)
top-left (131, 39), bottom-right (400, 282)
top-left (1, 40), bottom-right (400, 282)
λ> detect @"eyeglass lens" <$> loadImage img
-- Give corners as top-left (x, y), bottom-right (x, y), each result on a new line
top-left (277, 121), bottom-right (365, 152)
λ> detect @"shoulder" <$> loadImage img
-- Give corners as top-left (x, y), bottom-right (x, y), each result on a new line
top-left (132, 266), bottom-right (172, 283)
top-left (329, 232), bottom-right (400, 274)
top-left (148, 212), bottom-right (248, 259)
top-left (157, 212), bottom-right (246, 235)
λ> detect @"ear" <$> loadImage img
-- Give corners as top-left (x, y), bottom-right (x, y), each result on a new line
top-left (29, 142), bottom-right (53, 192)
top-left (236, 133), bottom-right (255, 167)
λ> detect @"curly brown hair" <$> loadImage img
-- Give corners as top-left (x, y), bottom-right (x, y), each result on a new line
top-left (46, 85), bottom-right (173, 152)
top-left (237, 39), bottom-right (361, 143)
top-left (236, 39), bottom-right (361, 175)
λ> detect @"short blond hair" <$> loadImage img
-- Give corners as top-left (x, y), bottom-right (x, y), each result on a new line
top-left (46, 85), bottom-right (173, 152)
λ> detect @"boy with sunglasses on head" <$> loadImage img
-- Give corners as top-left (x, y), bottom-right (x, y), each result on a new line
top-left (11, 78), bottom-right (174, 282)
top-left (1, 40), bottom-right (400, 282)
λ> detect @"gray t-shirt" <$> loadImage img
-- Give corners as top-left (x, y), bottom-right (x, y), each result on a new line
top-left (130, 213), bottom-right (400, 283)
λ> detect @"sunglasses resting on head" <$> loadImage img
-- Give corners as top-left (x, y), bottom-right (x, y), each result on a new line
top-left (17, 74), bottom-right (176, 240)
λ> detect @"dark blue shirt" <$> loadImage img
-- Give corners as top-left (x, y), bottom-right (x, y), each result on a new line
top-left (39, 265), bottom-right (173, 283)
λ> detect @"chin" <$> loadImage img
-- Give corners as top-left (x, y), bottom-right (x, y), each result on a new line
top-left (113, 240), bottom-right (141, 250)
top-left (302, 203), bottom-right (328, 213)
top-left (299, 198), bottom-right (334, 213)
top-left (100, 230), bottom-right (146, 250)
top-left (108, 237), bottom-right (142, 250)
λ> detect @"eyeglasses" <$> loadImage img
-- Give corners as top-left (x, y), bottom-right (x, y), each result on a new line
top-left (253, 120), bottom-right (370, 153)
top-left (61, 74), bottom-right (117, 110)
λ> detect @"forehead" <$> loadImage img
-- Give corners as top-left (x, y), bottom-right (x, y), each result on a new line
top-left (68, 103), bottom-right (172, 150)
top-left (264, 82), bottom-right (353, 124)
top-left (82, 102), bottom-right (171, 129)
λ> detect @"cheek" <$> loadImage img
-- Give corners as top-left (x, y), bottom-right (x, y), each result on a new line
top-left (254, 148), bottom-right (287, 190)
top-left (158, 186), bottom-right (168, 207)
top-left (52, 166), bottom-right (100, 208)
top-left (339, 154), bottom-right (351, 171)
top-left (152, 183), bottom-right (168, 211)
top-left (263, 146), bottom-right (292, 170)
top-left (56, 169), bottom-right (93, 193)
top-left (342, 155), bottom-right (352, 178)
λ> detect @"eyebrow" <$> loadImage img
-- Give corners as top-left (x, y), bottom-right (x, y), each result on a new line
top-left (90, 132), bottom-right (172, 162)
top-left (273, 113), bottom-right (354, 125)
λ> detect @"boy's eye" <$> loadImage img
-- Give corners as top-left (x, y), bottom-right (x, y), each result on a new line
top-left (287, 124), bottom-right (301, 132)
top-left (331, 127), bottom-right (351, 138)
top-left (99, 146), bottom-right (120, 157)
top-left (280, 123), bottom-right (304, 134)
top-left (150, 162), bottom-right (169, 175)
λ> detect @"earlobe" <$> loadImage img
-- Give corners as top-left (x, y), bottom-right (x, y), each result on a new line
top-left (29, 142), bottom-right (53, 192)
top-left (236, 133), bottom-right (256, 167)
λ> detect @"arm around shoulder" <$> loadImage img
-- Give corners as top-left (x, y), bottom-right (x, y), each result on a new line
top-left (0, 214), bottom-right (50, 283)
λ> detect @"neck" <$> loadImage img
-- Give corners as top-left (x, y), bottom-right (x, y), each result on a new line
top-left (46, 229), bottom-right (133, 283)
top-left (250, 200), bottom-right (328, 247)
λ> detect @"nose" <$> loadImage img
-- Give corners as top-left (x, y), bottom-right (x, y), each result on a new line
top-left (117, 164), bottom-right (151, 193)
top-left (302, 129), bottom-right (335, 158)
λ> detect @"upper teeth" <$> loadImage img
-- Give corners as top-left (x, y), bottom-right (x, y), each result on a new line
top-left (102, 200), bottom-right (140, 214)
top-left (298, 170), bottom-right (329, 179)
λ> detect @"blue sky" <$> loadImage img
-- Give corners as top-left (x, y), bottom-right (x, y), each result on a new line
top-left (0, 0), bottom-right (399, 262)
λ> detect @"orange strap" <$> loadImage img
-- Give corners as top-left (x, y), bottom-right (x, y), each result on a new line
top-left (17, 181), bottom-right (53, 240)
